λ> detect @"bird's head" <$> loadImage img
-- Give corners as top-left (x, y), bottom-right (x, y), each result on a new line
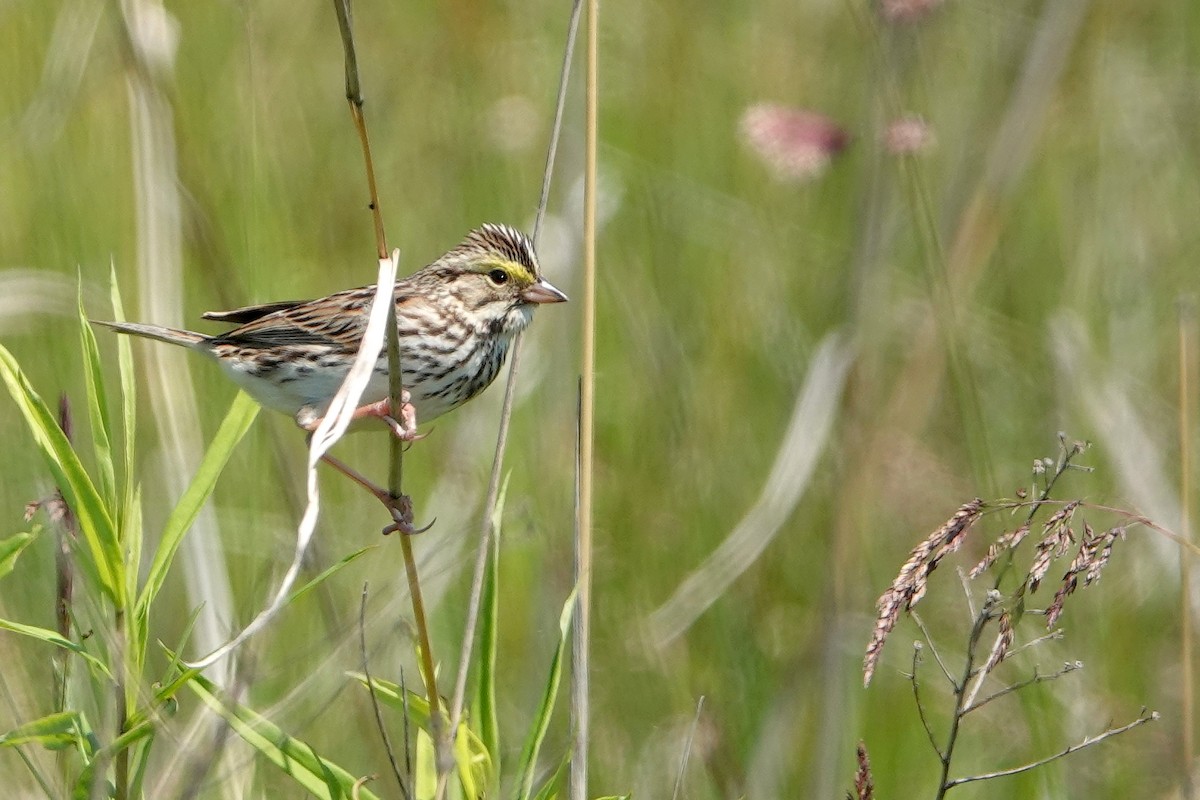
top-left (429, 223), bottom-right (568, 333)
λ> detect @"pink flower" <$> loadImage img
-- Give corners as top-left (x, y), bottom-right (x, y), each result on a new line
top-left (884, 116), bottom-right (935, 155)
top-left (740, 104), bottom-right (849, 182)
top-left (880, 0), bottom-right (943, 23)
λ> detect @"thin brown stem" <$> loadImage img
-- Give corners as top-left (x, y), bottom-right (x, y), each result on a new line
top-left (908, 645), bottom-right (944, 760)
top-left (911, 612), bottom-right (956, 688)
top-left (329, 0), bottom-right (446, 784)
top-left (933, 598), bottom-right (996, 800)
top-left (360, 584), bottom-right (408, 800)
top-left (945, 710), bottom-right (1158, 789)
top-left (963, 662), bottom-right (1080, 715)
top-left (570, 0), bottom-right (598, 795)
top-left (1180, 299), bottom-right (1196, 797)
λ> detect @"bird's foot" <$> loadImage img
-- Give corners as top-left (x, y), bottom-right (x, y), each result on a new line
top-left (296, 393), bottom-right (423, 442)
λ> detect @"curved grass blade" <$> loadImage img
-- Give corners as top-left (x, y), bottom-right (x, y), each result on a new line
top-left (135, 390), bottom-right (258, 622)
top-left (287, 545), bottom-right (376, 605)
top-left (0, 345), bottom-right (120, 602)
top-left (477, 475), bottom-right (509, 776)
top-left (78, 283), bottom-right (116, 509)
top-left (109, 266), bottom-right (139, 534)
top-left (0, 618), bottom-right (112, 680)
top-left (188, 672), bottom-right (381, 800)
top-left (0, 711), bottom-right (85, 750)
top-left (515, 586), bottom-right (578, 800)
top-left (0, 530), bottom-right (38, 581)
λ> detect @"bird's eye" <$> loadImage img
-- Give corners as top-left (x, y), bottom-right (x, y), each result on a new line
top-left (487, 269), bottom-right (509, 285)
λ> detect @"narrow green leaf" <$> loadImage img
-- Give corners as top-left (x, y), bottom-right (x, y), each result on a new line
top-left (0, 618), bottom-right (113, 680)
top-left (530, 748), bottom-right (571, 800)
top-left (514, 586), bottom-right (578, 800)
top-left (188, 673), bottom-right (381, 800)
top-left (0, 345), bottom-right (120, 602)
top-left (477, 474), bottom-right (509, 775)
top-left (349, 673), bottom-right (494, 792)
top-left (0, 530), bottom-right (37, 580)
top-left (126, 484), bottom-right (145, 672)
top-left (78, 282), bottom-right (116, 510)
top-left (0, 711), bottom-right (82, 749)
top-left (136, 391), bottom-right (258, 619)
top-left (287, 546), bottom-right (376, 605)
top-left (109, 268), bottom-right (139, 536)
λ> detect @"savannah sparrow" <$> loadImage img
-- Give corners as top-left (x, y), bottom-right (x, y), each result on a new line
top-left (96, 223), bottom-right (567, 439)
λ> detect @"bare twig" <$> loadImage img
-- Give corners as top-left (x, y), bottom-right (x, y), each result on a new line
top-left (963, 661), bottom-right (1081, 715)
top-left (908, 644), bottom-right (944, 760)
top-left (912, 612), bottom-right (957, 688)
top-left (359, 584), bottom-right (407, 800)
top-left (945, 710), bottom-right (1159, 788)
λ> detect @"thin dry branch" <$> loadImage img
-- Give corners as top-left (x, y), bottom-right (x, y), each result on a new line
top-left (945, 710), bottom-right (1158, 789)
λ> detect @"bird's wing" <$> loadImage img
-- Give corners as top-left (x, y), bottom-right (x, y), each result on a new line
top-left (202, 301), bottom-right (309, 325)
top-left (213, 285), bottom-right (418, 350)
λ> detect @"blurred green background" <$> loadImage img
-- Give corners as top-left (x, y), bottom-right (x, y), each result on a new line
top-left (2, 0), bottom-right (1198, 797)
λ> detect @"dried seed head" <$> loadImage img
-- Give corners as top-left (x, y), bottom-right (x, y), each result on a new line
top-left (1045, 519), bottom-right (1123, 628)
top-left (1085, 526), bottom-right (1125, 586)
top-left (969, 522), bottom-right (1032, 578)
top-left (853, 741), bottom-right (875, 800)
top-left (979, 611), bottom-right (1015, 677)
top-left (863, 499), bottom-right (984, 685)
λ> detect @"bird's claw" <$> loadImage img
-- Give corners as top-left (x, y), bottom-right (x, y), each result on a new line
top-left (379, 493), bottom-right (435, 536)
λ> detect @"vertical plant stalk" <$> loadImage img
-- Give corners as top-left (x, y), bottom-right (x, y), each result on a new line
top-left (570, 0), bottom-right (598, 797)
top-left (1181, 300), bottom-right (1196, 797)
top-left (444, 0), bottom-right (583, 758)
top-left (330, 0), bottom-right (446, 778)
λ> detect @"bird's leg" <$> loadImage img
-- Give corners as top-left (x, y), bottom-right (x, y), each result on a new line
top-left (317, 453), bottom-right (433, 535)
top-left (295, 391), bottom-right (421, 441)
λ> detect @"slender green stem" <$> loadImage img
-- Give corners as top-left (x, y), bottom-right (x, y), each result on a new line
top-left (114, 608), bottom-right (129, 800)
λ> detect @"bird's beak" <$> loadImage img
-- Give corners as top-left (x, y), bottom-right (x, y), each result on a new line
top-left (521, 278), bottom-right (569, 304)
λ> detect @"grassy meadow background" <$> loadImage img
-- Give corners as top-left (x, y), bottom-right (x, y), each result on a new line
top-left (1, 0), bottom-right (1197, 797)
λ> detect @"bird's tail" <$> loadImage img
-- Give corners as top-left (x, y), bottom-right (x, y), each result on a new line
top-left (91, 320), bottom-right (207, 349)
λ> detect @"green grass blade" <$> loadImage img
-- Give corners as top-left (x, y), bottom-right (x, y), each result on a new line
top-left (136, 391), bottom-right (258, 619)
top-left (530, 747), bottom-right (571, 800)
top-left (78, 282), bottom-right (116, 510)
top-left (188, 672), bottom-right (381, 800)
top-left (476, 474), bottom-right (509, 775)
top-left (514, 586), bottom-right (578, 800)
top-left (350, 673), bottom-right (494, 791)
top-left (0, 345), bottom-right (120, 603)
top-left (125, 484), bottom-right (145, 672)
top-left (0, 618), bottom-right (113, 680)
top-left (0, 711), bottom-right (84, 749)
top-left (0, 530), bottom-right (38, 581)
top-left (109, 267), bottom-right (139, 534)
top-left (287, 546), bottom-right (376, 605)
